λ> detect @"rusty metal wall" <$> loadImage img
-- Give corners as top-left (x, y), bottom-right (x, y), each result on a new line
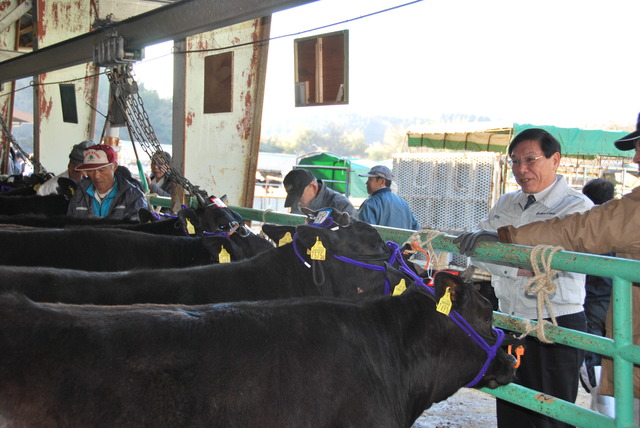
top-left (0, 0), bottom-right (19, 174)
top-left (180, 17), bottom-right (270, 207)
top-left (34, 0), bottom-right (98, 175)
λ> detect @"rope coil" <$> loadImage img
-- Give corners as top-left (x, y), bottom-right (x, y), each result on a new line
top-left (519, 244), bottom-right (564, 344)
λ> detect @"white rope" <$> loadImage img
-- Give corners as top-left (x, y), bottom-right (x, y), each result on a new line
top-left (404, 229), bottom-right (449, 272)
top-left (518, 244), bottom-right (564, 344)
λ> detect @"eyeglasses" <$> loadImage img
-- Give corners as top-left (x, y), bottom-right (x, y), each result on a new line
top-left (507, 155), bottom-right (545, 168)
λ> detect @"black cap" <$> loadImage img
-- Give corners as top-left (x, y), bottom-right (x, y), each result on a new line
top-left (614, 112), bottom-right (640, 151)
top-left (283, 169), bottom-right (314, 207)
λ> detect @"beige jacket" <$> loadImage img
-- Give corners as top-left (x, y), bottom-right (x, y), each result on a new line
top-left (498, 186), bottom-right (640, 397)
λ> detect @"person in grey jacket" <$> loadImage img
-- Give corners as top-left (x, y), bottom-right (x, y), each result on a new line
top-left (67, 144), bottom-right (149, 221)
top-left (283, 169), bottom-right (357, 218)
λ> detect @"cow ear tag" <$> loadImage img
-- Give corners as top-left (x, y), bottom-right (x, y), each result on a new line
top-left (436, 286), bottom-right (453, 315)
top-left (218, 247), bottom-right (231, 263)
top-left (308, 237), bottom-right (326, 261)
top-left (278, 231), bottom-right (293, 247)
top-left (392, 278), bottom-right (407, 296)
top-left (185, 218), bottom-right (196, 235)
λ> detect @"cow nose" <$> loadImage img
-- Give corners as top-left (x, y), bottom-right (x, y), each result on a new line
top-left (506, 353), bottom-right (517, 367)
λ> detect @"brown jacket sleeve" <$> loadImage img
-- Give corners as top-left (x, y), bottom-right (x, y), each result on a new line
top-left (497, 186), bottom-right (640, 259)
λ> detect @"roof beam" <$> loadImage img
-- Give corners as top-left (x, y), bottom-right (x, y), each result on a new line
top-left (0, 0), bottom-right (318, 84)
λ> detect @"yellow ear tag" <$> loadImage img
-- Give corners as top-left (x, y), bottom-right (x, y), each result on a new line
top-left (186, 218), bottom-right (196, 235)
top-left (278, 232), bottom-right (293, 247)
top-left (307, 237), bottom-right (326, 261)
top-left (392, 278), bottom-right (407, 296)
top-left (218, 247), bottom-right (231, 263)
top-left (436, 286), bottom-right (453, 315)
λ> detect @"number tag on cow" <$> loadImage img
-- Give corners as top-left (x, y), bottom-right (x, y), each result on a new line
top-left (185, 218), bottom-right (196, 235)
top-left (218, 247), bottom-right (231, 263)
top-left (392, 278), bottom-right (407, 296)
top-left (309, 209), bottom-right (332, 226)
top-left (308, 237), bottom-right (326, 261)
top-left (210, 197), bottom-right (227, 208)
top-left (278, 232), bottom-right (293, 247)
top-left (436, 286), bottom-right (453, 315)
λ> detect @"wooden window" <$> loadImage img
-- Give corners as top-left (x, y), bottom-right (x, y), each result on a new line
top-left (294, 30), bottom-right (348, 107)
top-left (204, 52), bottom-right (233, 113)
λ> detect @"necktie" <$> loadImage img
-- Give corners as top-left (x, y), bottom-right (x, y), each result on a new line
top-left (523, 195), bottom-right (536, 211)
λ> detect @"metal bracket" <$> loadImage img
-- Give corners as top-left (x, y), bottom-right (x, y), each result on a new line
top-left (93, 33), bottom-right (143, 67)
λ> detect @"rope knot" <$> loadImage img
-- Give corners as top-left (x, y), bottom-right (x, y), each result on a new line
top-left (519, 244), bottom-right (564, 344)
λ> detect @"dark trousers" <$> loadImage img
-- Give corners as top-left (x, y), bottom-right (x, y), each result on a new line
top-left (497, 312), bottom-right (587, 428)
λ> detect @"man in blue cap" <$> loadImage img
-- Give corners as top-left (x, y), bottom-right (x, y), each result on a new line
top-left (358, 165), bottom-right (419, 230)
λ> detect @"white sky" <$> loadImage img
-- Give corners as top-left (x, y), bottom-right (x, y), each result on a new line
top-left (133, 0), bottom-right (640, 130)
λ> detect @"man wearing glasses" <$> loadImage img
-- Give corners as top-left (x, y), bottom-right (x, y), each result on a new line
top-left (460, 128), bottom-right (593, 428)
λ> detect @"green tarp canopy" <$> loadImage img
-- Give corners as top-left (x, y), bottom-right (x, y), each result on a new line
top-left (407, 123), bottom-right (632, 157)
top-left (295, 152), bottom-right (369, 198)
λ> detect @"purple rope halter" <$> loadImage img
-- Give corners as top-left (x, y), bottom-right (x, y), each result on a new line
top-left (387, 241), bottom-right (506, 388)
top-left (291, 212), bottom-right (506, 387)
top-left (292, 224), bottom-right (398, 295)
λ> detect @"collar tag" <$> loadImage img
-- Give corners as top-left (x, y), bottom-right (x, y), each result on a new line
top-left (218, 247), bottom-right (231, 263)
top-left (309, 209), bottom-right (332, 226)
top-left (307, 237), bottom-right (327, 261)
top-left (436, 286), bottom-right (453, 315)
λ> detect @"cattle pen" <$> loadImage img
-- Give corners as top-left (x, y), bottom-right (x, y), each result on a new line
top-left (196, 201), bottom-right (638, 428)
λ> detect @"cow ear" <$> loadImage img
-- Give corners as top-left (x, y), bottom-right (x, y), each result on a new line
top-left (57, 177), bottom-right (77, 199)
top-left (201, 236), bottom-right (237, 263)
top-left (335, 211), bottom-right (351, 227)
top-left (177, 207), bottom-right (201, 235)
top-left (138, 207), bottom-right (160, 223)
top-left (261, 224), bottom-right (296, 246)
top-left (433, 272), bottom-right (467, 308)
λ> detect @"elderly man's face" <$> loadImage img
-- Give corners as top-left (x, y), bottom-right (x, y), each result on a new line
top-left (86, 164), bottom-right (117, 194)
top-left (298, 181), bottom-right (318, 208)
top-left (509, 139), bottom-right (560, 194)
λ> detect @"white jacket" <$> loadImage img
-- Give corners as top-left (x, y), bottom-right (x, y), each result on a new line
top-left (472, 175), bottom-right (593, 319)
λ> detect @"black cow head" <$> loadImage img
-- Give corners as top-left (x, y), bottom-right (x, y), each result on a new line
top-left (429, 272), bottom-right (516, 389)
top-left (55, 177), bottom-right (77, 200)
top-left (138, 208), bottom-right (163, 223)
top-left (295, 208), bottom-right (388, 261)
top-left (293, 207), bottom-right (392, 297)
top-left (176, 199), bottom-right (245, 237)
top-left (200, 230), bottom-right (274, 263)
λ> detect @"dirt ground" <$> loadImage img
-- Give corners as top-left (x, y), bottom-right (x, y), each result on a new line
top-left (411, 384), bottom-right (591, 428)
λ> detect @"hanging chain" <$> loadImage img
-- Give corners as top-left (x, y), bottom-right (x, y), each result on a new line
top-left (0, 112), bottom-right (49, 175)
top-left (106, 64), bottom-right (209, 203)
